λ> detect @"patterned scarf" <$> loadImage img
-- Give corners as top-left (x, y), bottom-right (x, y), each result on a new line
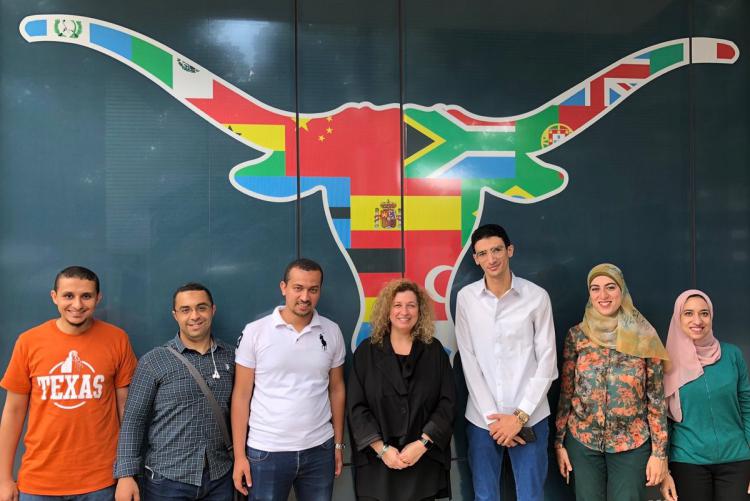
top-left (581, 263), bottom-right (669, 361)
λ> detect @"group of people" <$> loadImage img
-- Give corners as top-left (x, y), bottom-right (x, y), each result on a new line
top-left (0, 223), bottom-right (747, 501)
top-left (553, 263), bottom-right (750, 501)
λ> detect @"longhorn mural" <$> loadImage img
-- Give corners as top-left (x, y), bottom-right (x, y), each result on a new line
top-left (19, 15), bottom-right (739, 353)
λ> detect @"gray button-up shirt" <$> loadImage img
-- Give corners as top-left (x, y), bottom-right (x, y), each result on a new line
top-left (114, 335), bottom-right (235, 485)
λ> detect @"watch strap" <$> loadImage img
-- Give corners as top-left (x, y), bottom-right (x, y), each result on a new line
top-left (513, 408), bottom-right (530, 425)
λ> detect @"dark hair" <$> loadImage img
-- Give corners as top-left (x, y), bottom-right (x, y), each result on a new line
top-left (172, 282), bottom-right (214, 309)
top-left (54, 266), bottom-right (100, 293)
top-left (470, 224), bottom-right (511, 252)
top-left (282, 258), bottom-right (324, 284)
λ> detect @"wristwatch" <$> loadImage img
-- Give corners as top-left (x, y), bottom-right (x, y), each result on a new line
top-left (334, 443), bottom-right (346, 450)
top-left (513, 408), bottom-right (530, 425)
top-left (419, 437), bottom-right (433, 450)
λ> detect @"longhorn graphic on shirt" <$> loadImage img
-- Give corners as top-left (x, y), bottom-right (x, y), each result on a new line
top-left (18, 15), bottom-right (740, 354)
top-left (59, 350), bottom-right (82, 373)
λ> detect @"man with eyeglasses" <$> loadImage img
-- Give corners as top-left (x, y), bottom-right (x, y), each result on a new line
top-left (114, 283), bottom-right (236, 501)
top-left (455, 224), bottom-right (557, 501)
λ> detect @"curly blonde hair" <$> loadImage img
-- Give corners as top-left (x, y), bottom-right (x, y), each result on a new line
top-left (369, 279), bottom-right (435, 345)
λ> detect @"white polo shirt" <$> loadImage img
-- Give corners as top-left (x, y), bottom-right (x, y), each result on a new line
top-left (236, 306), bottom-right (346, 452)
top-left (455, 275), bottom-right (558, 429)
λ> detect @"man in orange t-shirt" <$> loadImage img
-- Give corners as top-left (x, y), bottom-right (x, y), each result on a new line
top-left (0, 266), bottom-right (137, 500)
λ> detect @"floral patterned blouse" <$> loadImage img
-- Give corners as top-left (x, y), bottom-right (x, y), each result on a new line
top-left (555, 325), bottom-right (667, 458)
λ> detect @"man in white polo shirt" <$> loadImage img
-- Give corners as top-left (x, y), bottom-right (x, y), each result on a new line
top-left (231, 258), bottom-right (346, 501)
top-left (455, 224), bottom-right (557, 501)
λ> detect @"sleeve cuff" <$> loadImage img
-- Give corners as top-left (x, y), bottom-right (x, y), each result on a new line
top-left (483, 411), bottom-right (498, 426)
top-left (234, 356), bottom-right (255, 369)
top-left (651, 441), bottom-right (668, 458)
top-left (517, 399), bottom-right (535, 417)
top-left (0, 381), bottom-right (31, 395)
top-left (114, 458), bottom-right (143, 479)
top-left (355, 433), bottom-right (381, 452)
top-left (554, 432), bottom-right (566, 448)
top-left (422, 422), bottom-right (448, 449)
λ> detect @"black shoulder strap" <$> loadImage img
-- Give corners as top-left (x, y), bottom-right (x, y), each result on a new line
top-left (166, 346), bottom-right (233, 452)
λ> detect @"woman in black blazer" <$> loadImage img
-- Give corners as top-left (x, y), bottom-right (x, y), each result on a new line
top-left (347, 279), bottom-right (456, 501)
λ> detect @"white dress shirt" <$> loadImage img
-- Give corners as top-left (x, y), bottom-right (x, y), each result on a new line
top-left (455, 274), bottom-right (557, 429)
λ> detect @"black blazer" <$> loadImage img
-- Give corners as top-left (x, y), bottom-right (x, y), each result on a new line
top-left (347, 335), bottom-right (456, 468)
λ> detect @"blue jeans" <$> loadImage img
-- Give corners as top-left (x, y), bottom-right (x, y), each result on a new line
top-left (466, 419), bottom-right (549, 501)
top-left (246, 437), bottom-right (334, 501)
top-left (19, 485), bottom-right (115, 501)
top-left (141, 467), bottom-right (234, 500)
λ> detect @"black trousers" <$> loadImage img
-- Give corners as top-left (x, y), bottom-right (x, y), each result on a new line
top-left (670, 460), bottom-right (750, 501)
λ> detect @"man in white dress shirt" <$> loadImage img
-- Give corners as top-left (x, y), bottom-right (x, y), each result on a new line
top-left (455, 224), bottom-right (557, 501)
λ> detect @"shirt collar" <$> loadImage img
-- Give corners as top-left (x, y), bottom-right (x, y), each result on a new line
top-left (477, 273), bottom-right (521, 300)
top-left (271, 305), bottom-right (322, 332)
top-left (170, 333), bottom-right (220, 353)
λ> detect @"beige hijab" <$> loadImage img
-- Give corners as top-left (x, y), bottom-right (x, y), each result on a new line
top-left (581, 263), bottom-right (669, 361)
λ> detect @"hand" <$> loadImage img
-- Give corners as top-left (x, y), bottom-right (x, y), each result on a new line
top-left (555, 447), bottom-right (572, 485)
top-left (381, 446), bottom-right (409, 470)
top-left (0, 479), bottom-right (18, 501)
top-left (334, 448), bottom-right (343, 478)
top-left (645, 455), bottom-right (667, 487)
top-left (487, 413), bottom-right (523, 447)
top-left (233, 455), bottom-right (252, 495)
top-left (503, 435), bottom-right (526, 448)
top-left (398, 440), bottom-right (428, 467)
top-left (660, 473), bottom-right (677, 501)
top-left (501, 434), bottom-right (527, 447)
top-left (114, 477), bottom-right (140, 501)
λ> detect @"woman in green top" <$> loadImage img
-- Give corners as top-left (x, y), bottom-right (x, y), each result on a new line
top-left (660, 290), bottom-right (750, 501)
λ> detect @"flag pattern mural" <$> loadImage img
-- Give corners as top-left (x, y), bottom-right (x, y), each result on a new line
top-left (19, 15), bottom-right (739, 352)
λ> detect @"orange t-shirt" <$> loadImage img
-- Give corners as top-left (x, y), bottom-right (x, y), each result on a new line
top-left (0, 319), bottom-right (137, 495)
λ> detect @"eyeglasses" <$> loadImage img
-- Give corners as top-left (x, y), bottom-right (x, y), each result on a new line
top-left (175, 304), bottom-right (212, 315)
top-left (474, 246), bottom-right (504, 260)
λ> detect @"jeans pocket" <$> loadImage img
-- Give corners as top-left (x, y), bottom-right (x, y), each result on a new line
top-left (144, 466), bottom-right (166, 484)
top-left (246, 447), bottom-right (270, 463)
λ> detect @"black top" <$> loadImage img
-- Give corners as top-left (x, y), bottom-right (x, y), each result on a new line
top-left (347, 335), bottom-right (456, 500)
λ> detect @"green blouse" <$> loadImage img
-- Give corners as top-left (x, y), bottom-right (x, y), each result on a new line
top-left (669, 342), bottom-right (750, 465)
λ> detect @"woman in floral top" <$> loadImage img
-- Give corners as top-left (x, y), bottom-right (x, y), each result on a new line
top-left (554, 263), bottom-right (670, 500)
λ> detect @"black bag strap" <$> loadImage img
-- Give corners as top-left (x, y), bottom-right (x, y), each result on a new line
top-left (166, 346), bottom-right (233, 452)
